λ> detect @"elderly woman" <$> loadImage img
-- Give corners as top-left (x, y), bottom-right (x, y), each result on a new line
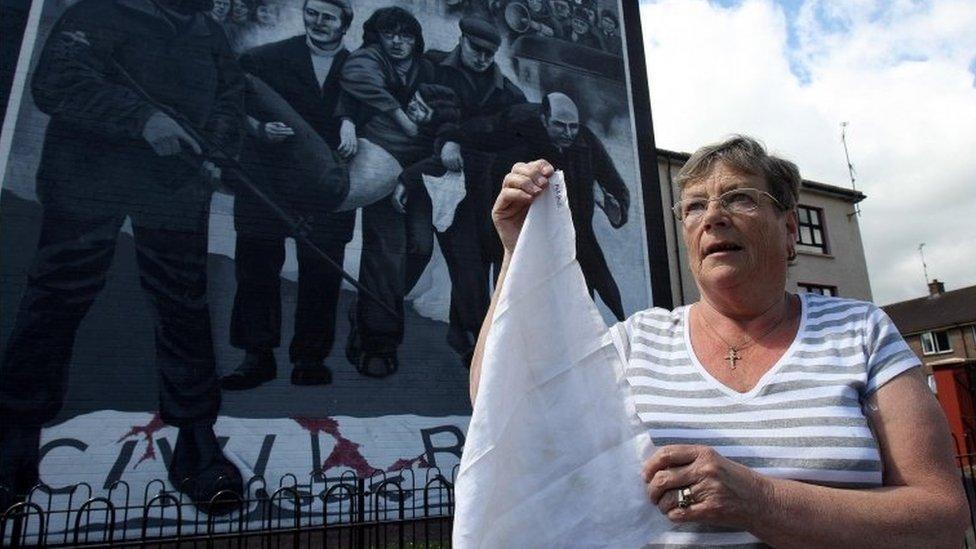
top-left (471, 136), bottom-right (968, 547)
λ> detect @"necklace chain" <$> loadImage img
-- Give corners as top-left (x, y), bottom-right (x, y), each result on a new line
top-left (697, 295), bottom-right (791, 370)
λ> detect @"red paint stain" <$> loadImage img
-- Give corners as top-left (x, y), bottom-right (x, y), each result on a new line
top-left (294, 417), bottom-right (427, 476)
top-left (385, 453), bottom-right (429, 473)
top-left (117, 412), bottom-right (166, 469)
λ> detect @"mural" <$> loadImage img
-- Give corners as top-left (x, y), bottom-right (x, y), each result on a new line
top-left (0, 0), bottom-right (663, 536)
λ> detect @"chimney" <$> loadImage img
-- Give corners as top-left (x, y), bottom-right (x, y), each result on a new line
top-left (928, 279), bottom-right (945, 296)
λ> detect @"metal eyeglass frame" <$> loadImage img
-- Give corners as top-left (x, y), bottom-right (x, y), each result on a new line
top-left (671, 187), bottom-right (787, 223)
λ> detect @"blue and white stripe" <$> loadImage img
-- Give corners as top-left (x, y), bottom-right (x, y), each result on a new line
top-left (610, 293), bottom-right (920, 548)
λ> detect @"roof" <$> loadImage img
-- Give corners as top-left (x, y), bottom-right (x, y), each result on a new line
top-left (881, 284), bottom-right (976, 335)
top-left (656, 148), bottom-right (867, 203)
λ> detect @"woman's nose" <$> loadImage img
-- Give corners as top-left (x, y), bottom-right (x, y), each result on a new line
top-left (701, 199), bottom-right (729, 227)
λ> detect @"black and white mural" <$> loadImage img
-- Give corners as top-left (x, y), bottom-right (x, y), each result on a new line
top-left (0, 0), bottom-right (665, 536)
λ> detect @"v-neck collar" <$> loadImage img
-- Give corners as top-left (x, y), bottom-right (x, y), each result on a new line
top-left (682, 293), bottom-right (808, 402)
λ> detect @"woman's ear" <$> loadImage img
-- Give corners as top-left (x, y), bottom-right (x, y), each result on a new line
top-left (785, 208), bottom-right (799, 261)
top-left (786, 208), bottom-right (799, 241)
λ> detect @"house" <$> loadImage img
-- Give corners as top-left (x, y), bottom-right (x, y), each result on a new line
top-left (882, 281), bottom-right (976, 448)
top-left (655, 148), bottom-right (872, 305)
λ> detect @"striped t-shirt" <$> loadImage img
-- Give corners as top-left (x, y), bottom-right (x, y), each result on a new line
top-left (607, 292), bottom-right (920, 548)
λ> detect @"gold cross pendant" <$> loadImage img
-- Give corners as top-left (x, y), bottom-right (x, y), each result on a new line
top-left (725, 348), bottom-right (741, 370)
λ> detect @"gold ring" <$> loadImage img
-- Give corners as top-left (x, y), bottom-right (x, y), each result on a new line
top-left (676, 486), bottom-right (694, 509)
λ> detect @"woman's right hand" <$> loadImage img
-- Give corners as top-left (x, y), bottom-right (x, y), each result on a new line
top-left (493, 159), bottom-right (554, 254)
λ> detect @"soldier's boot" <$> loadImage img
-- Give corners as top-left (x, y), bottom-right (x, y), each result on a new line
top-left (168, 422), bottom-right (243, 516)
top-left (0, 422), bottom-right (40, 512)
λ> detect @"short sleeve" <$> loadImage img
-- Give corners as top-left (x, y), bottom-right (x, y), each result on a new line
top-left (864, 305), bottom-right (921, 396)
top-left (603, 310), bottom-right (650, 365)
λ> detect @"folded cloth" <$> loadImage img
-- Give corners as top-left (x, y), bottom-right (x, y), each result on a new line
top-left (453, 171), bottom-right (667, 548)
top-left (422, 171), bottom-right (467, 232)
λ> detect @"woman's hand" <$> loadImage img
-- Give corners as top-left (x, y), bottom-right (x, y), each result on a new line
top-left (642, 445), bottom-right (769, 530)
top-left (493, 159), bottom-right (554, 254)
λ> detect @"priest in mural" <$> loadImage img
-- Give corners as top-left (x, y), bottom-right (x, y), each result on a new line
top-left (224, 0), bottom-right (358, 390)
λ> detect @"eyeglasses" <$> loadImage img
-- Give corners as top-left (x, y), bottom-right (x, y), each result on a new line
top-left (672, 187), bottom-right (785, 224)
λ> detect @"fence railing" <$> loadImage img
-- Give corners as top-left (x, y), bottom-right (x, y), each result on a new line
top-left (0, 466), bottom-right (457, 547)
top-left (955, 434), bottom-right (976, 549)
top-left (3, 450), bottom-right (975, 548)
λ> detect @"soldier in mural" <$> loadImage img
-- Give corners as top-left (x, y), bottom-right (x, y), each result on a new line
top-left (223, 0), bottom-right (357, 390)
top-left (0, 0), bottom-right (244, 512)
top-left (444, 92), bottom-right (630, 320)
top-left (396, 15), bottom-right (527, 367)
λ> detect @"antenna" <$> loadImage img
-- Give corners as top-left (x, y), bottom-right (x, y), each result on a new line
top-left (918, 243), bottom-right (929, 285)
top-left (840, 122), bottom-right (862, 217)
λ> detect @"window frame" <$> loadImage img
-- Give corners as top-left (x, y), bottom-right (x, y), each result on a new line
top-left (920, 330), bottom-right (952, 355)
top-left (798, 282), bottom-right (838, 297)
top-left (796, 204), bottom-right (829, 254)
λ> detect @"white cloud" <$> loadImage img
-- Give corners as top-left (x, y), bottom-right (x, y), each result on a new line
top-left (640, 0), bottom-right (976, 305)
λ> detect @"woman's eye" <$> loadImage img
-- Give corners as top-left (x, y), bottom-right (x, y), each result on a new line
top-left (684, 200), bottom-right (706, 214)
top-left (726, 192), bottom-right (756, 207)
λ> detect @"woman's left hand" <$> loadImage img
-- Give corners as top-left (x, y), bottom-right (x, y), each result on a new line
top-left (642, 445), bottom-right (770, 530)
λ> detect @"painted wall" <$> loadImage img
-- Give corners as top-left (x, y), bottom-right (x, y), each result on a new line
top-left (0, 0), bottom-right (663, 534)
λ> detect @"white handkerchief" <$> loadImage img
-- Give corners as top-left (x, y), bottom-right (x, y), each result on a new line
top-left (453, 171), bottom-right (666, 548)
top-left (422, 170), bottom-right (466, 232)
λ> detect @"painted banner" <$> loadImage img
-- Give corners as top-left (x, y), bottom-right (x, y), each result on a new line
top-left (0, 0), bottom-right (665, 538)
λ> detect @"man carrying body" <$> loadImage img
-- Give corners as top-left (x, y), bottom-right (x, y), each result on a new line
top-left (221, 0), bottom-right (358, 389)
top-left (0, 0), bottom-right (244, 512)
top-left (445, 92), bottom-right (630, 320)
top-left (396, 16), bottom-right (526, 366)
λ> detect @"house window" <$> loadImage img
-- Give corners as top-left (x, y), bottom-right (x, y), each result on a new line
top-left (920, 331), bottom-right (952, 355)
top-left (798, 283), bottom-right (837, 297)
top-left (796, 205), bottom-right (828, 253)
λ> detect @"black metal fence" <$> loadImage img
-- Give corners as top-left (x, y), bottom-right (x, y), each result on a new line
top-left (3, 451), bottom-right (975, 548)
top-left (955, 434), bottom-right (976, 549)
top-left (0, 467), bottom-right (457, 547)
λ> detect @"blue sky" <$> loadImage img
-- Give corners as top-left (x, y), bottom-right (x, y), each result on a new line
top-left (636, 0), bottom-right (976, 305)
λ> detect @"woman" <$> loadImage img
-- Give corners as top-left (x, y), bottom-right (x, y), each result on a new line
top-left (471, 136), bottom-right (968, 547)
